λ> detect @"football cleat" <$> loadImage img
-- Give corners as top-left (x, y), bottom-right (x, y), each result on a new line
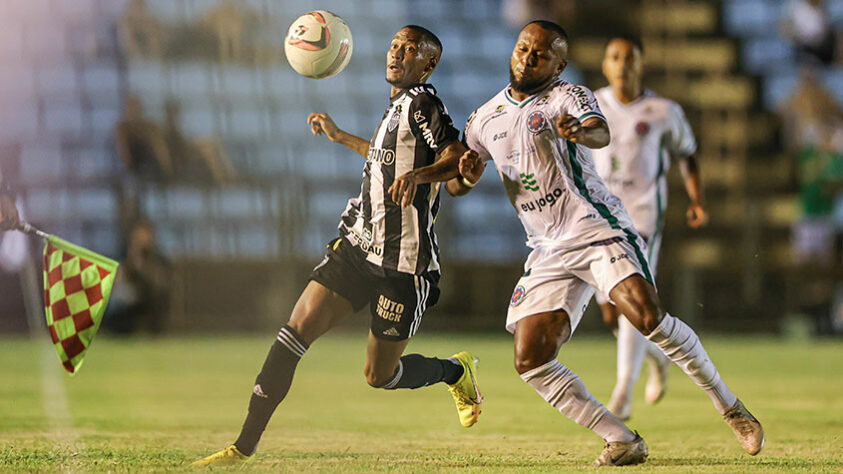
top-left (191, 445), bottom-right (250, 467)
top-left (447, 351), bottom-right (483, 427)
top-left (723, 399), bottom-right (765, 455)
top-left (593, 432), bottom-right (648, 467)
top-left (644, 354), bottom-right (669, 405)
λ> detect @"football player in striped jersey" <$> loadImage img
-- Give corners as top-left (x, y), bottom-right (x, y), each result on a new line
top-left (194, 25), bottom-right (483, 467)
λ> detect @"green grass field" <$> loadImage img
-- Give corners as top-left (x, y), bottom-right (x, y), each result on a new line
top-left (1, 332), bottom-right (841, 472)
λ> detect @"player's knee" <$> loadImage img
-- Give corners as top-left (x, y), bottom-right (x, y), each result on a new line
top-left (363, 366), bottom-right (394, 388)
top-left (514, 348), bottom-right (555, 375)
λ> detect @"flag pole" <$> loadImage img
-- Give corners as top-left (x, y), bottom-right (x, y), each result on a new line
top-left (19, 222), bottom-right (50, 239)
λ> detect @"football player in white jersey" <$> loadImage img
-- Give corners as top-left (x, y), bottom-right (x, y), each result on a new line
top-left (392, 21), bottom-right (763, 466)
top-left (591, 36), bottom-right (707, 421)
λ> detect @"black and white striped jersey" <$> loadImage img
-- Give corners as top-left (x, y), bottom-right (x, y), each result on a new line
top-left (339, 83), bottom-right (459, 275)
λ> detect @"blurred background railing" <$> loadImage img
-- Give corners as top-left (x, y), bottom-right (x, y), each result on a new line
top-left (0, 0), bottom-right (841, 336)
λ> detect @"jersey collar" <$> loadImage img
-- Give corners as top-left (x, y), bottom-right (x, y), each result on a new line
top-left (504, 79), bottom-right (561, 108)
top-left (390, 83), bottom-right (436, 103)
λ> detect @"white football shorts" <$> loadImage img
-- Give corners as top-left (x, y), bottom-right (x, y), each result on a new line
top-left (506, 232), bottom-right (653, 335)
top-left (594, 231), bottom-right (661, 305)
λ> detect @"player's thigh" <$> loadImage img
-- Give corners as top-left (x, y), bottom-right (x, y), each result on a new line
top-left (368, 271), bottom-right (439, 342)
top-left (288, 280), bottom-right (355, 344)
top-left (513, 310), bottom-right (572, 374)
top-left (609, 274), bottom-right (663, 335)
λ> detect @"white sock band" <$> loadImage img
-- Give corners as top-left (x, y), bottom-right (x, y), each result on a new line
top-left (381, 360), bottom-right (404, 389)
top-left (520, 359), bottom-right (635, 443)
top-left (647, 314), bottom-right (737, 413)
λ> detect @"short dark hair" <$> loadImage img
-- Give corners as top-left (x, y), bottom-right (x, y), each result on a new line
top-left (606, 35), bottom-right (644, 54)
top-left (525, 20), bottom-right (569, 46)
top-left (402, 24), bottom-right (443, 54)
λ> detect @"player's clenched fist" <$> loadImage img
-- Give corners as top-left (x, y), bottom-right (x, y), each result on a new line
top-left (458, 150), bottom-right (484, 185)
top-left (556, 113), bottom-right (585, 142)
top-left (307, 113), bottom-right (343, 142)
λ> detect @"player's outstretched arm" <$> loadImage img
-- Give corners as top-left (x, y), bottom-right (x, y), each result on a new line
top-left (556, 115), bottom-right (610, 149)
top-left (388, 141), bottom-right (470, 207)
top-left (679, 154), bottom-right (707, 228)
top-left (445, 150), bottom-right (485, 197)
top-left (307, 112), bottom-right (369, 158)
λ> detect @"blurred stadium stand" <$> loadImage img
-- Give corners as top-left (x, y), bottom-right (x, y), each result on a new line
top-left (1, 0), bottom-right (841, 334)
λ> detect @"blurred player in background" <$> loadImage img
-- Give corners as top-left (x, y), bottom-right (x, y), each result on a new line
top-left (0, 165), bottom-right (20, 231)
top-left (591, 36), bottom-right (707, 421)
top-left (193, 25), bottom-right (484, 466)
top-left (395, 21), bottom-right (764, 466)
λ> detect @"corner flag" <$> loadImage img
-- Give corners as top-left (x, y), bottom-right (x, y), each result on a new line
top-left (41, 234), bottom-right (118, 374)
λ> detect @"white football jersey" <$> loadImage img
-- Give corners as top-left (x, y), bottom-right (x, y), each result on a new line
top-left (465, 80), bottom-right (638, 250)
top-left (592, 88), bottom-right (697, 238)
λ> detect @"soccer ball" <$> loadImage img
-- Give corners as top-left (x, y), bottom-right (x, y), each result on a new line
top-left (284, 11), bottom-right (353, 79)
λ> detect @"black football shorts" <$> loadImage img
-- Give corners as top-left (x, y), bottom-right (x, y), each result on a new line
top-left (308, 237), bottom-right (440, 341)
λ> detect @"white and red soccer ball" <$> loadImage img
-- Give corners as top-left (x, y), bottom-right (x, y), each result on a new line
top-left (284, 10), bottom-right (353, 79)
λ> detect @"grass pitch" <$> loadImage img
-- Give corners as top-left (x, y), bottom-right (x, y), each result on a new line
top-left (0, 331), bottom-right (841, 472)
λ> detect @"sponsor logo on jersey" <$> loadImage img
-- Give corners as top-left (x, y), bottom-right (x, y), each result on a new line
top-left (349, 229), bottom-right (383, 256)
top-left (635, 121), bottom-right (650, 136)
top-left (376, 294), bottom-right (405, 322)
top-left (527, 111), bottom-right (549, 134)
top-left (493, 131), bottom-right (507, 141)
top-left (520, 172), bottom-right (539, 191)
top-left (367, 147), bottom-right (395, 165)
top-left (537, 95), bottom-right (551, 105)
top-left (520, 187), bottom-right (564, 213)
top-left (413, 110), bottom-right (425, 123)
top-left (382, 327), bottom-right (401, 337)
top-left (510, 285), bottom-right (526, 306)
top-left (569, 85), bottom-right (593, 112)
top-left (417, 119), bottom-right (438, 149)
top-left (409, 84), bottom-right (434, 96)
top-left (489, 104), bottom-right (507, 120)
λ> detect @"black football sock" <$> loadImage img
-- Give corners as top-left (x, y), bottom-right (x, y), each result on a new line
top-left (381, 354), bottom-right (464, 389)
top-left (234, 325), bottom-right (309, 455)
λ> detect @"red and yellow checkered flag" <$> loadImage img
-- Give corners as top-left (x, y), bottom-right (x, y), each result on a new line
top-left (42, 234), bottom-right (118, 374)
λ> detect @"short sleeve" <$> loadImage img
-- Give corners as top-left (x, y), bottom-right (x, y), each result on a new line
top-left (408, 93), bottom-right (460, 152)
top-left (559, 84), bottom-right (606, 124)
top-left (666, 102), bottom-right (697, 157)
top-left (463, 109), bottom-right (492, 162)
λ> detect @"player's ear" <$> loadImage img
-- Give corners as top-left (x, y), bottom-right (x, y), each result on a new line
top-left (556, 59), bottom-right (567, 76)
top-left (426, 54), bottom-right (438, 73)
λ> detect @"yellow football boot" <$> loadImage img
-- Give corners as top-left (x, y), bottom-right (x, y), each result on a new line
top-left (191, 445), bottom-right (250, 467)
top-left (447, 351), bottom-right (483, 427)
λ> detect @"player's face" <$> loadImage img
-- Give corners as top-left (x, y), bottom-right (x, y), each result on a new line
top-left (386, 28), bottom-right (435, 88)
top-left (509, 24), bottom-right (567, 94)
top-left (602, 39), bottom-right (643, 90)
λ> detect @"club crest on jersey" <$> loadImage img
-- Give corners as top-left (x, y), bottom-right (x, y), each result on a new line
top-left (388, 107), bottom-right (401, 132)
top-left (635, 121), bottom-right (650, 136)
top-left (510, 285), bottom-right (526, 306)
top-left (527, 111), bottom-right (548, 134)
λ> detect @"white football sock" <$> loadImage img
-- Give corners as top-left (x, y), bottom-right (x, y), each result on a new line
top-left (610, 316), bottom-right (647, 409)
top-left (520, 359), bottom-right (636, 443)
top-left (645, 334), bottom-right (670, 368)
top-left (647, 313), bottom-right (738, 413)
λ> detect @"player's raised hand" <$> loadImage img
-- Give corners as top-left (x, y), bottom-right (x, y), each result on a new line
top-left (307, 113), bottom-right (343, 142)
top-left (458, 149), bottom-right (484, 185)
top-left (556, 114), bottom-right (584, 142)
top-left (686, 202), bottom-right (707, 229)
top-left (389, 172), bottom-right (418, 208)
top-left (0, 194), bottom-right (20, 231)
